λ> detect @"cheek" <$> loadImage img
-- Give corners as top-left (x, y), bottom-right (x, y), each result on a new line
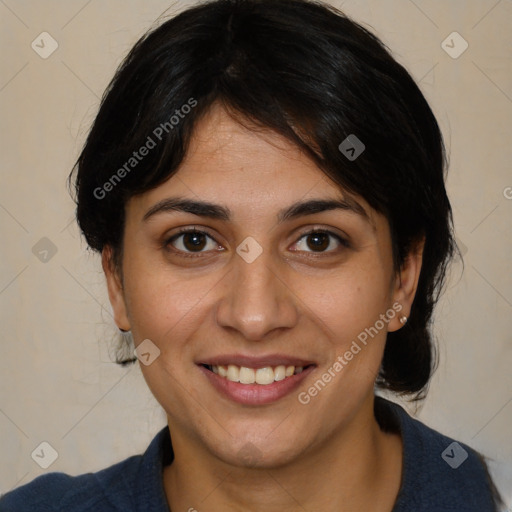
top-left (300, 260), bottom-right (392, 343)
top-left (122, 264), bottom-right (216, 409)
top-left (121, 254), bottom-right (222, 345)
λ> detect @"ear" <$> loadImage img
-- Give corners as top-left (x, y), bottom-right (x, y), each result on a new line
top-left (388, 237), bottom-right (425, 332)
top-left (102, 246), bottom-right (131, 332)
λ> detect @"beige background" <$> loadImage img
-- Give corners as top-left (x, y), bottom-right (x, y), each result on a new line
top-left (1, 0), bottom-right (511, 506)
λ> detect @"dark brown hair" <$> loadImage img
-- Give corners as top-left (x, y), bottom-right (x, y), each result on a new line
top-left (70, 0), bottom-right (456, 399)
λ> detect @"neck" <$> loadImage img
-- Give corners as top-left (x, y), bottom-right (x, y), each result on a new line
top-left (163, 395), bottom-right (402, 512)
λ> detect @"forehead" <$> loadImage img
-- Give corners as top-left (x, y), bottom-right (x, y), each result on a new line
top-left (178, 104), bottom-right (326, 191)
top-left (127, 104), bottom-right (378, 229)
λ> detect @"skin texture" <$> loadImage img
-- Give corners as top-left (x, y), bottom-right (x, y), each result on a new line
top-left (103, 104), bottom-right (424, 511)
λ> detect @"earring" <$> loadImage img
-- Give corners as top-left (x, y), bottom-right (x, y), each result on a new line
top-left (399, 316), bottom-right (408, 325)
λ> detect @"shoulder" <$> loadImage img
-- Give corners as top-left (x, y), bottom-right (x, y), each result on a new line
top-left (376, 396), bottom-right (501, 512)
top-left (0, 454), bottom-right (142, 512)
top-left (0, 426), bottom-right (171, 512)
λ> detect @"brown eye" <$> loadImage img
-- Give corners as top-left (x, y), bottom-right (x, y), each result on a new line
top-left (167, 229), bottom-right (220, 253)
top-left (291, 229), bottom-right (348, 254)
top-left (306, 232), bottom-right (330, 252)
top-left (182, 232), bottom-right (207, 251)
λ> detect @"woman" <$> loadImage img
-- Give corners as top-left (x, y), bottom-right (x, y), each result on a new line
top-left (1, 0), bottom-right (503, 510)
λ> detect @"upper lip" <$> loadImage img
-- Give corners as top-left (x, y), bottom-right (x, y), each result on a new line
top-left (198, 354), bottom-right (316, 369)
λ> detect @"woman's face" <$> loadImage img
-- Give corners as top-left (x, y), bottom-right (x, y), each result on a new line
top-left (105, 104), bottom-right (420, 468)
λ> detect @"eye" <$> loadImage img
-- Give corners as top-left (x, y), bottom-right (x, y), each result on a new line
top-left (290, 229), bottom-right (349, 253)
top-left (166, 228), bottom-right (222, 254)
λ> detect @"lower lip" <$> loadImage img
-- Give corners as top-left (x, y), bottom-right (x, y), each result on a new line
top-left (198, 365), bottom-right (315, 405)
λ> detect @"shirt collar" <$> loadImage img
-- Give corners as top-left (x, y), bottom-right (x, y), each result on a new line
top-left (135, 425), bottom-right (174, 511)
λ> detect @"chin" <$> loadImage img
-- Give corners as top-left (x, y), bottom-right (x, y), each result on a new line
top-left (212, 433), bottom-right (309, 470)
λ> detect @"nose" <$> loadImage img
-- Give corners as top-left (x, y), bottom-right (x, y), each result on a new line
top-left (215, 250), bottom-right (299, 341)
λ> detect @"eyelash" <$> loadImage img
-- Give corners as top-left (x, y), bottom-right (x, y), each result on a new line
top-left (164, 227), bottom-right (350, 258)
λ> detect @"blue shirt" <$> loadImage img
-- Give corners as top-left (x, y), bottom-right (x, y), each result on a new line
top-left (0, 397), bottom-right (500, 511)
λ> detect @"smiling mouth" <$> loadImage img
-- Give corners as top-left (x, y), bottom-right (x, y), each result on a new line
top-left (201, 364), bottom-right (314, 385)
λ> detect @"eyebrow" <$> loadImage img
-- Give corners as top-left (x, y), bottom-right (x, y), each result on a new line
top-left (143, 196), bottom-right (371, 226)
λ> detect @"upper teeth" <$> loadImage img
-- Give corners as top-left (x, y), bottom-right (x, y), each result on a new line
top-left (209, 364), bottom-right (304, 385)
